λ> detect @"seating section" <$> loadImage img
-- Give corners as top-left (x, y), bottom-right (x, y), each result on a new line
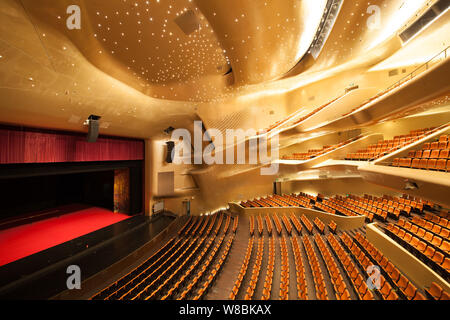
top-left (265, 215), bottom-right (273, 236)
top-left (281, 136), bottom-right (360, 161)
top-left (392, 133), bottom-right (450, 171)
top-left (303, 235), bottom-right (328, 300)
top-left (346, 127), bottom-right (438, 161)
top-left (385, 218), bottom-right (449, 278)
top-left (91, 212), bottom-right (237, 301)
top-left (327, 234), bottom-right (374, 300)
top-left (353, 233), bottom-right (427, 300)
top-left (272, 214), bottom-right (283, 236)
top-left (314, 234), bottom-right (350, 300)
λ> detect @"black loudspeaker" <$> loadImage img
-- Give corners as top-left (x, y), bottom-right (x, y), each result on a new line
top-left (166, 141), bottom-right (175, 163)
top-left (87, 115), bottom-right (101, 143)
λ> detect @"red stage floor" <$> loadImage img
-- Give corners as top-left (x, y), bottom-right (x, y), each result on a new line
top-left (0, 206), bottom-right (129, 266)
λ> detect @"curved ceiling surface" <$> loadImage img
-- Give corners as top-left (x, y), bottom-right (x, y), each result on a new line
top-left (0, 0), bottom-right (447, 139)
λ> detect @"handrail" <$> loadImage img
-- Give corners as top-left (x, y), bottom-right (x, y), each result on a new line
top-left (385, 45), bottom-right (449, 92)
top-left (344, 45), bottom-right (450, 117)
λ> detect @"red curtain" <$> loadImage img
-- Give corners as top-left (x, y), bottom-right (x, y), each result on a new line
top-left (0, 128), bottom-right (144, 164)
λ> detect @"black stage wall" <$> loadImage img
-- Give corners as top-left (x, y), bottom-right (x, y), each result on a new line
top-left (0, 160), bottom-right (143, 221)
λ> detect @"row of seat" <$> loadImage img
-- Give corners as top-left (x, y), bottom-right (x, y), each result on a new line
top-left (265, 215), bottom-right (273, 236)
top-left (279, 236), bottom-right (290, 300)
top-left (289, 213), bottom-right (302, 235)
top-left (249, 215), bottom-right (255, 236)
top-left (408, 216), bottom-right (450, 242)
top-left (352, 233), bottom-right (426, 300)
top-left (261, 236), bottom-right (275, 300)
top-left (281, 137), bottom-right (360, 161)
top-left (396, 218), bottom-right (449, 257)
top-left (314, 234), bottom-right (351, 300)
top-left (281, 215), bottom-right (293, 235)
top-left (327, 234), bottom-right (374, 300)
top-left (300, 215), bottom-right (314, 234)
top-left (313, 217), bottom-right (325, 234)
top-left (256, 215), bottom-right (263, 236)
top-left (223, 214), bottom-right (231, 234)
top-left (232, 216), bottom-right (239, 233)
top-left (244, 237), bottom-right (264, 300)
top-left (345, 127), bottom-right (436, 161)
top-left (392, 134), bottom-right (450, 171)
top-left (423, 212), bottom-right (450, 229)
top-left (302, 235), bottom-right (328, 300)
top-left (229, 236), bottom-right (254, 300)
top-left (178, 216), bottom-right (193, 236)
top-left (385, 223), bottom-right (449, 277)
top-left (291, 236), bottom-right (308, 300)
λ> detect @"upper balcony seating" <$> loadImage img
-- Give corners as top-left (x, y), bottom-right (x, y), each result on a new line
top-left (258, 94), bottom-right (343, 135)
top-left (346, 127), bottom-right (440, 161)
top-left (392, 134), bottom-right (450, 172)
top-left (281, 136), bottom-right (360, 161)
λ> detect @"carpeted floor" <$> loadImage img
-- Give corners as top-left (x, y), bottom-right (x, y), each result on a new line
top-left (0, 206), bottom-right (129, 266)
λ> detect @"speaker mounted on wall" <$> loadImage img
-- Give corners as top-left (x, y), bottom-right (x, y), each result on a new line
top-left (86, 114), bottom-right (101, 143)
top-left (165, 141), bottom-right (175, 163)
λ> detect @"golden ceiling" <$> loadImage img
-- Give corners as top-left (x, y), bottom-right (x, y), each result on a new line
top-left (0, 0), bottom-right (447, 138)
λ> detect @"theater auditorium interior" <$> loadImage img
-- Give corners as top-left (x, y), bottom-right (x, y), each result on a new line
top-left (0, 0), bottom-right (449, 302)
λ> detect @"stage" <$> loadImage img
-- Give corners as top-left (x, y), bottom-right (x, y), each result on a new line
top-left (0, 207), bottom-right (175, 299)
top-left (0, 205), bottom-right (129, 266)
